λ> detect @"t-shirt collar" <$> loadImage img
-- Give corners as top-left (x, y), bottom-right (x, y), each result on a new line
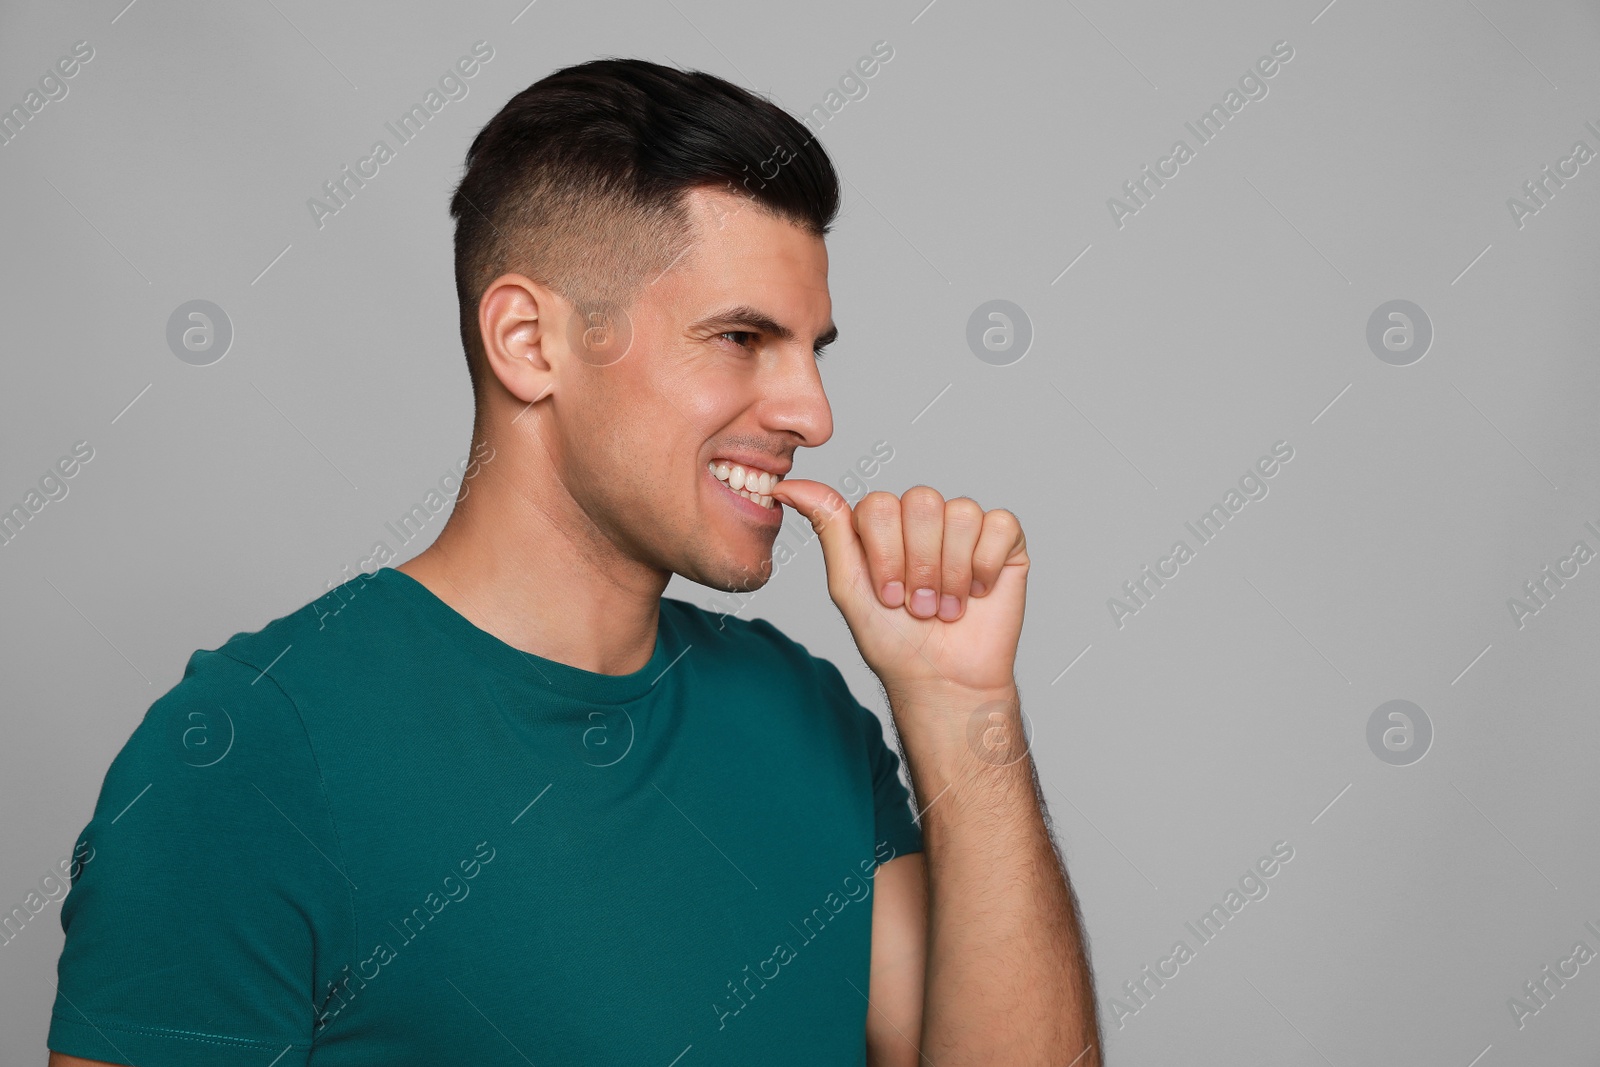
top-left (375, 567), bottom-right (677, 704)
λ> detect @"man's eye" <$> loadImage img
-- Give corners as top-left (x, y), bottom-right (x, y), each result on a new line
top-left (719, 331), bottom-right (758, 349)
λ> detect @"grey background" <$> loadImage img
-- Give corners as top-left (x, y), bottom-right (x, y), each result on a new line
top-left (3, 0), bottom-right (1598, 1062)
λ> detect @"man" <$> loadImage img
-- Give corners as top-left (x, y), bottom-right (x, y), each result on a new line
top-left (48, 58), bottom-right (1100, 1065)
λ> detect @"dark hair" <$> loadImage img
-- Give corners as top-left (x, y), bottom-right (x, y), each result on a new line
top-left (449, 57), bottom-right (840, 408)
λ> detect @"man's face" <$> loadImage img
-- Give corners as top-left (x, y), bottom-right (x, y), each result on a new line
top-left (552, 185), bottom-right (835, 594)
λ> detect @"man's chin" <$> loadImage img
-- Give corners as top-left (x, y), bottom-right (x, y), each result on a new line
top-left (715, 562), bottom-right (775, 596)
top-left (688, 548), bottom-right (776, 596)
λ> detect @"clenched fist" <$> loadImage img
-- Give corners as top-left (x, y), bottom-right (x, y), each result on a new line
top-left (769, 479), bottom-right (1029, 703)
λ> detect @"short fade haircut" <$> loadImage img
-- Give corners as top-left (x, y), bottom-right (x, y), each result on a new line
top-left (449, 57), bottom-right (841, 409)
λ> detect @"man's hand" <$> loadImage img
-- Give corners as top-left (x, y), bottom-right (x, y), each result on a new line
top-left (769, 480), bottom-right (1028, 703)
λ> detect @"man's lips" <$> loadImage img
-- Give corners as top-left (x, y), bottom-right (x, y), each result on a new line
top-left (707, 453), bottom-right (792, 480)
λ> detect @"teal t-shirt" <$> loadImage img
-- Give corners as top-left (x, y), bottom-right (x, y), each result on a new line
top-left (48, 567), bottom-right (923, 1065)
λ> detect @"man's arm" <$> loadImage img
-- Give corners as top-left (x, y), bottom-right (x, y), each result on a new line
top-left (866, 852), bottom-right (928, 1066)
top-left (894, 683), bottom-right (1100, 1065)
top-left (49, 1053), bottom-right (118, 1066)
top-left (865, 689), bottom-right (1099, 1066)
top-left (769, 478), bottom-right (1101, 1065)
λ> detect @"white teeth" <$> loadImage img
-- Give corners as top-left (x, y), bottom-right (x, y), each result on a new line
top-left (709, 460), bottom-right (782, 509)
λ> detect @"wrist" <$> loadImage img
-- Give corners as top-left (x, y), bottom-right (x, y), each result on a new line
top-left (884, 678), bottom-right (1019, 715)
top-left (884, 680), bottom-right (1026, 771)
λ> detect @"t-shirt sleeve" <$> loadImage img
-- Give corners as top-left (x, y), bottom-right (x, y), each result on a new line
top-left (811, 656), bottom-right (924, 864)
top-left (47, 649), bottom-right (355, 1067)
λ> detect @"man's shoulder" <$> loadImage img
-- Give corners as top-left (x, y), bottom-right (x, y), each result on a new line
top-left (104, 573), bottom-right (399, 802)
top-left (106, 572), bottom-right (396, 768)
top-left (662, 595), bottom-right (808, 658)
top-left (202, 570), bottom-right (388, 676)
top-left (661, 595), bottom-right (859, 694)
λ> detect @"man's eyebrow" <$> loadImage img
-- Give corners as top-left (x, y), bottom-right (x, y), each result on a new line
top-left (693, 305), bottom-right (839, 350)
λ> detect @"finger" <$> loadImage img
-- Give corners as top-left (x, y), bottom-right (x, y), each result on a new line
top-left (899, 486), bottom-right (946, 619)
top-left (766, 477), bottom-right (868, 603)
top-left (970, 507), bottom-right (1023, 597)
top-left (853, 491), bottom-right (906, 608)
top-left (938, 497), bottom-right (985, 620)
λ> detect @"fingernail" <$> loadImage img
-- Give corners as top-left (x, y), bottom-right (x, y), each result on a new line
top-left (938, 594), bottom-right (961, 621)
top-left (970, 579), bottom-right (987, 596)
top-left (909, 588), bottom-right (937, 617)
top-left (882, 580), bottom-right (904, 608)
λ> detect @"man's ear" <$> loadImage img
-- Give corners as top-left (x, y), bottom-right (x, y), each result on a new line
top-left (478, 273), bottom-right (563, 404)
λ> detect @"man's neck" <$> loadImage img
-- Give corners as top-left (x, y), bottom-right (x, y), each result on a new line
top-left (395, 480), bottom-right (668, 678)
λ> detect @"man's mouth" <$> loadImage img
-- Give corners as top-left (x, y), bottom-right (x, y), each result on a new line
top-left (708, 459), bottom-right (782, 510)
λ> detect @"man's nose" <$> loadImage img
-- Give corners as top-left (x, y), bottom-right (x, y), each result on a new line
top-left (758, 350), bottom-right (833, 449)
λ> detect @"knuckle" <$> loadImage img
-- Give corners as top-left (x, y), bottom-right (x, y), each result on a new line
top-left (858, 490), bottom-right (900, 511)
top-left (902, 485), bottom-right (945, 514)
top-left (944, 497), bottom-right (984, 528)
top-left (854, 492), bottom-right (900, 527)
top-left (865, 542), bottom-right (903, 575)
top-left (943, 556), bottom-right (971, 585)
top-left (985, 507), bottom-right (1022, 535)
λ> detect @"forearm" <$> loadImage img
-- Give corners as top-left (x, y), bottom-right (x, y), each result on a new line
top-left (891, 683), bottom-right (1101, 1066)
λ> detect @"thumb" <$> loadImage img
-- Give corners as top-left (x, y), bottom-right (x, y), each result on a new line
top-left (769, 478), bottom-right (868, 598)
